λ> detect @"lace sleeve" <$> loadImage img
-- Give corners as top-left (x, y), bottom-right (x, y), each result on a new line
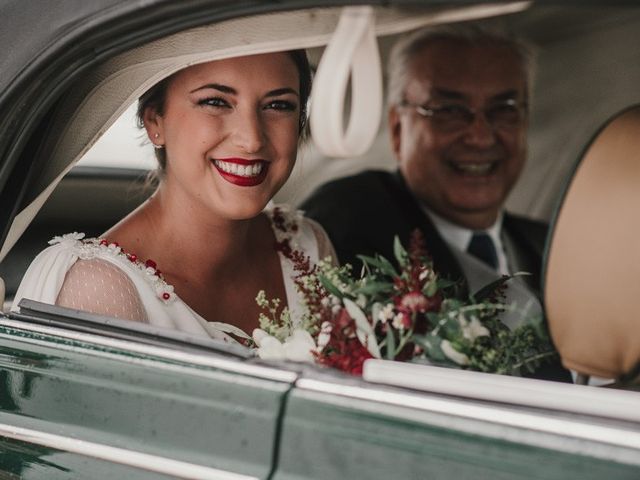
top-left (56, 258), bottom-right (148, 323)
top-left (306, 218), bottom-right (339, 266)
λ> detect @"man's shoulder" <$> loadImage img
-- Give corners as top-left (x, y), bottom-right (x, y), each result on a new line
top-left (503, 212), bottom-right (549, 253)
top-left (302, 169), bottom-right (397, 200)
top-left (504, 212), bottom-right (548, 234)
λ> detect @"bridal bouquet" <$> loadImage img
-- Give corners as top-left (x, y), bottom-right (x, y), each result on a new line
top-left (252, 230), bottom-right (557, 376)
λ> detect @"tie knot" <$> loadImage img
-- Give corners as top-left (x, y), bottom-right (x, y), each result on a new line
top-left (467, 232), bottom-right (498, 270)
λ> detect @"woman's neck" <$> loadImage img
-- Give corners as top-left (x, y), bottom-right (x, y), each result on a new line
top-left (104, 186), bottom-right (265, 282)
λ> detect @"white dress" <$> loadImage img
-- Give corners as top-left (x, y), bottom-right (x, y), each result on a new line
top-left (11, 206), bottom-right (334, 343)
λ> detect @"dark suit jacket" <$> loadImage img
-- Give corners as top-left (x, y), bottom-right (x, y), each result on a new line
top-left (301, 169), bottom-right (571, 383)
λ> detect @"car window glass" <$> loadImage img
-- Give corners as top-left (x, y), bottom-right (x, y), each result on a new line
top-left (77, 104), bottom-right (155, 170)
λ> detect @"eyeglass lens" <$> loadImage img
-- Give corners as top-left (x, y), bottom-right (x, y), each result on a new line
top-left (422, 101), bottom-right (524, 131)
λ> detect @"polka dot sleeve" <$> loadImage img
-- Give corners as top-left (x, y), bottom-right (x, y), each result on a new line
top-left (56, 258), bottom-right (148, 323)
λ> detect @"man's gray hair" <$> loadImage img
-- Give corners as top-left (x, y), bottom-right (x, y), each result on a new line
top-left (386, 24), bottom-right (535, 107)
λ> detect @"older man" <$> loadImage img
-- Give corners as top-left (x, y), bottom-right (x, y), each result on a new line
top-left (301, 26), bottom-right (570, 382)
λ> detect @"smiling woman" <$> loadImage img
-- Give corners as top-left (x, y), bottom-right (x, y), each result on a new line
top-left (11, 51), bottom-right (336, 342)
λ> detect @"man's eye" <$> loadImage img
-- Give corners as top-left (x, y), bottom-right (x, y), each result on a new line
top-left (434, 104), bottom-right (469, 117)
top-left (198, 97), bottom-right (230, 108)
top-left (487, 103), bottom-right (522, 123)
top-left (264, 100), bottom-right (297, 112)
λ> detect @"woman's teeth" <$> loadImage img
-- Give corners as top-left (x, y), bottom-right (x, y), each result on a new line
top-left (214, 160), bottom-right (264, 177)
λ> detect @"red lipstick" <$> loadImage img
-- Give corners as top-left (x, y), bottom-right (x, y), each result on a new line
top-left (212, 158), bottom-right (268, 187)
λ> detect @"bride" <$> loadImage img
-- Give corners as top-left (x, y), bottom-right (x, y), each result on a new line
top-left (12, 50), bottom-right (335, 343)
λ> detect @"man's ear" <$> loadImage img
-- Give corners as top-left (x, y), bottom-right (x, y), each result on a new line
top-left (388, 107), bottom-right (402, 159)
top-left (143, 106), bottom-right (164, 146)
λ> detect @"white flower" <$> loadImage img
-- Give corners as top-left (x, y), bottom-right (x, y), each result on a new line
top-left (49, 232), bottom-right (85, 245)
top-left (418, 268), bottom-right (432, 281)
top-left (458, 314), bottom-right (490, 341)
top-left (356, 294), bottom-right (367, 309)
top-left (392, 313), bottom-right (406, 330)
top-left (317, 321), bottom-right (332, 350)
top-left (441, 340), bottom-right (469, 366)
top-left (254, 333), bottom-right (286, 360)
top-left (462, 316), bottom-right (490, 342)
top-left (377, 303), bottom-right (394, 323)
top-left (252, 328), bottom-right (270, 346)
top-left (252, 328), bottom-right (316, 363)
top-left (283, 330), bottom-right (317, 362)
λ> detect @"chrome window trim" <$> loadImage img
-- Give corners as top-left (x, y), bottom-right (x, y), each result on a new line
top-left (363, 360), bottom-right (640, 423)
top-left (0, 421), bottom-right (259, 480)
top-left (296, 378), bottom-right (640, 466)
top-left (0, 318), bottom-right (297, 383)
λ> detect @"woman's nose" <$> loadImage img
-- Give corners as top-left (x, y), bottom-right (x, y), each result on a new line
top-left (231, 107), bottom-right (265, 153)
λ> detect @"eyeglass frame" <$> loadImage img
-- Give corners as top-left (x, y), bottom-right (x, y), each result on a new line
top-left (397, 98), bottom-right (529, 131)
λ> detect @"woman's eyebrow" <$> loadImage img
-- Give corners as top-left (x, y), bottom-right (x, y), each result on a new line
top-left (190, 83), bottom-right (236, 94)
top-left (189, 84), bottom-right (298, 97)
top-left (265, 87), bottom-right (299, 98)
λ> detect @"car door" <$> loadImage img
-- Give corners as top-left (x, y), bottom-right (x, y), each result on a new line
top-left (0, 300), bottom-right (295, 479)
top-left (275, 362), bottom-right (640, 480)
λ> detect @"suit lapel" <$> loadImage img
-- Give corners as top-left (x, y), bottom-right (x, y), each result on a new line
top-left (502, 214), bottom-right (543, 296)
top-left (389, 172), bottom-right (467, 291)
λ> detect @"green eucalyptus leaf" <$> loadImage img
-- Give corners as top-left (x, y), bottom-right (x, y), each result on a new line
top-left (318, 274), bottom-right (343, 299)
top-left (423, 280), bottom-right (438, 297)
top-left (356, 254), bottom-right (398, 277)
top-left (393, 236), bottom-right (408, 268)
top-left (413, 334), bottom-right (448, 362)
top-left (386, 327), bottom-right (396, 360)
top-left (472, 272), bottom-right (531, 302)
top-left (436, 278), bottom-right (457, 289)
top-left (354, 281), bottom-right (393, 296)
top-left (344, 297), bottom-right (381, 359)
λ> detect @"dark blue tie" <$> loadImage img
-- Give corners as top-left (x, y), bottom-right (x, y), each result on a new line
top-left (467, 232), bottom-right (498, 270)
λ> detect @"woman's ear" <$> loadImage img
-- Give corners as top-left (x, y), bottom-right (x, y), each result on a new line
top-left (388, 107), bottom-right (402, 159)
top-left (143, 106), bottom-right (164, 147)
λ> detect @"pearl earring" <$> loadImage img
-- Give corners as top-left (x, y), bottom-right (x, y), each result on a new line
top-left (153, 132), bottom-right (163, 149)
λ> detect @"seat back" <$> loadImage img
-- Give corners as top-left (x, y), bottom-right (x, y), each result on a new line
top-left (545, 106), bottom-right (640, 380)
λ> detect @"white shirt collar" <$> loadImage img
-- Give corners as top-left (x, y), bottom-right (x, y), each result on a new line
top-left (421, 206), bottom-right (509, 275)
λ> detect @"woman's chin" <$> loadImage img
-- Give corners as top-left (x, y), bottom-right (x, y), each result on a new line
top-left (220, 200), bottom-right (271, 221)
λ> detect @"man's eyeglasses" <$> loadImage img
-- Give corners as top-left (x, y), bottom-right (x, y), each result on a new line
top-left (399, 98), bottom-right (528, 132)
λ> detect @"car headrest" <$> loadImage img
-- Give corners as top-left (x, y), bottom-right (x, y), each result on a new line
top-left (544, 105), bottom-right (640, 380)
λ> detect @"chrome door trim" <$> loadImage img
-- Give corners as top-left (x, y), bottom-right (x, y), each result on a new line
top-left (296, 378), bottom-right (640, 465)
top-left (0, 421), bottom-right (259, 480)
top-left (0, 318), bottom-right (297, 383)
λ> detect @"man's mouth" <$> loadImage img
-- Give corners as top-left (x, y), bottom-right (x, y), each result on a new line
top-left (213, 158), bottom-right (268, 186)
top-left (448, 160), bottom-right (498, 176)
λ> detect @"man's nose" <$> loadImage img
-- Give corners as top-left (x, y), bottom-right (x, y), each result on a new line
top-left (462, 112), bottom-right (496, 148)
top-left (231, 107), bottom-right (265, 153)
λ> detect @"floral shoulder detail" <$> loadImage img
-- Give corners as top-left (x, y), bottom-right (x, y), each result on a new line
top-left (49, 232), bottom-right (176, 305)
top-left (268, 205), bottom-right (306, 258)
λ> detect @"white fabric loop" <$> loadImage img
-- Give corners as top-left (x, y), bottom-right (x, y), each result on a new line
top-left (310, 6), bottom-right (382, 158)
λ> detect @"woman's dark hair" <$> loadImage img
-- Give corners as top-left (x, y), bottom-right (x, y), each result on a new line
top-left (136, 49), bottom-right (312, 173)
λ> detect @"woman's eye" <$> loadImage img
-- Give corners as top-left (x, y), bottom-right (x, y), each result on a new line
top-left (264, 100), bottom-right (297, 112)
top-left (198, 97), bottom-right (230, 108)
